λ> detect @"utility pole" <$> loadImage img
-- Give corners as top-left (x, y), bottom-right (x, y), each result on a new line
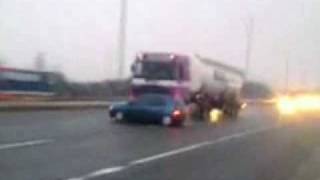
top-left (117, 0), bottom-right (128, 79)
top-left (285, 58), bottom-right (289, 93)
top-left (244, 17), bottom-right (254, 79)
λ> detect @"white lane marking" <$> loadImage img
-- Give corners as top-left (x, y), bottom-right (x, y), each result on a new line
top-left (86, 166), bottom-right (125, 178)
top-left (129, 141), bottom-right (211, 165)
top-left (67, 126), bottom-right (278, 180)
top-left (129, 126), bottom-right (275, 165)
top-left (67, 166), bottom-right (125, 180)
top-left (0, 139), bottom-right (53, 150)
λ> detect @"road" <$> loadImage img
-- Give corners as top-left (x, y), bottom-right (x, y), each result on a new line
top-left (0, 106), bottom-right (320, 180)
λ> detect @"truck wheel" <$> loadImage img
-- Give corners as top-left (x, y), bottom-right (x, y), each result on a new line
top-left (223, 108), bottom-right (230, 117)
top-left (203, 109), bottom-right (212, 122)
top-left (192, 104), bottom-right (204, 121)
top-left (230, 108), bottom-right (239, 120)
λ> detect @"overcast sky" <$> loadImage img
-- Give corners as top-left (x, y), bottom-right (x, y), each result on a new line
top-left (1, 0), bottom-right (319, 90)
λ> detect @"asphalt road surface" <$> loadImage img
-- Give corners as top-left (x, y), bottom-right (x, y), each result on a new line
top-left (1, 106), bottom-right (320, 180)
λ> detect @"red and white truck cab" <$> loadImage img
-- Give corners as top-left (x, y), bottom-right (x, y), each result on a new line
top-left (130, 52), bottom-right (191, 101)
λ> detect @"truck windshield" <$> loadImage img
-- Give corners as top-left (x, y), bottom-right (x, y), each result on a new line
top-left (134, 61), bottom-right (176, 80)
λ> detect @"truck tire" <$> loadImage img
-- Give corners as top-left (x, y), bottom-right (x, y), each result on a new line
top-left (230, 107), bottom-right (239, 120)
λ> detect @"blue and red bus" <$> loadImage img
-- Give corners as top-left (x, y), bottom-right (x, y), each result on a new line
top-left (0, 66), bottom-right (56, 100)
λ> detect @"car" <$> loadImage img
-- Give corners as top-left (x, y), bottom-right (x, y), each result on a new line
top-left (109, 94), bottom-right (187, 126)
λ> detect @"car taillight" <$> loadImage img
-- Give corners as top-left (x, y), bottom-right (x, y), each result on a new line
top-left (172, 109), bottom-right (184, 121)
top-left (172, 110), bottom-right (182, 116)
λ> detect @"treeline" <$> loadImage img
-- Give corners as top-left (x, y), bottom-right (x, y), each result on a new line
top-left (241, 81), bottom-right (273, 99)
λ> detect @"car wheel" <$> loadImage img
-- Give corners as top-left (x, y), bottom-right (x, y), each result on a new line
top-left (176, 119), bottom-right (186, 127)
top-left (115, 112), bottom-right (123, 121)
top-left (162, 116), bottom-right (171, 126)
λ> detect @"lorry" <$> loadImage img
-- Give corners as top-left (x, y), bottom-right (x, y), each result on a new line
top-left (130, 52), bottom-right (245, 120)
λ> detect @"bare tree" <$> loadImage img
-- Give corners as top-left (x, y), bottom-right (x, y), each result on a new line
top-left (0, 56), bottom-right (6, 66)
top-left (35, 52), bottom-right (47, 71)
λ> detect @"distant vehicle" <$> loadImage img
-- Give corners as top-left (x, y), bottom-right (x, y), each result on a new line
top-left (130, 52), bottom-right (245, 120)
top-left (0, 66), bottom-right (59, 100)
top-left (109, 94), bottom-right (187, 126)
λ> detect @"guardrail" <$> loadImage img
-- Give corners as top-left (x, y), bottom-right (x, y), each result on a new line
top-left (244, 99), bottom-right (276, 105)
top-left (0, 101), bottom-right (125, 110)
top-left (0, 98), bottom-right (275, 111)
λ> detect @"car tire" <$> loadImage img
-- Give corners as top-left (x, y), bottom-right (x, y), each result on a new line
top-left (162, 116), bottom-right (171, 126)
top-left (115, 112), bottom-right (123, 122)
top-left (177, 119), bottom-right (186, 127)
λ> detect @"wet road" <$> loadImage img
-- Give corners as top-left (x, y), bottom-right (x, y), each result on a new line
top-left (1, 106), bottom-right (320, 180)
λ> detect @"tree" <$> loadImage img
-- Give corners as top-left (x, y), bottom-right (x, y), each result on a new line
top-left (0, 57), bottom-right (6, 66)
top-left (35, 52), bottom-right (46, 71)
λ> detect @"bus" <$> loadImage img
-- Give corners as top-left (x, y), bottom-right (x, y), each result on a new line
top-left (0, 66), bottom-right (57, 100)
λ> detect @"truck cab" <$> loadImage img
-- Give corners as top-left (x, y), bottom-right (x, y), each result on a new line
top-left (130, 52), bottom-right (190, 101)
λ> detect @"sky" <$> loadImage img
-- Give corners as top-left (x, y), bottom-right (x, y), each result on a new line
top-left (0, 0), bottom-right (320, 90)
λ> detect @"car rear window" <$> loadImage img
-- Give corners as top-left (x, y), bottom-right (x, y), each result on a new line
top-left (135, 95), bottom-right (169, 106)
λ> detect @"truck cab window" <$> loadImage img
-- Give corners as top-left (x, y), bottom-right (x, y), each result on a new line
top-left (178, 64), bottom-right (185, 81)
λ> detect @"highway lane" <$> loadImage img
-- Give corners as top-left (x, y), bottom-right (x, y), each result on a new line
top-left (99, 118), bottom-right (320, 180)
top-left (1, 106), bottom-right (317, 180)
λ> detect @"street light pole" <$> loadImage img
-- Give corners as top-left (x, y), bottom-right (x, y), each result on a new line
top-left (117, 0), bottom-right (128, 79)
top-left (244, 17), bottom-right (254, 79)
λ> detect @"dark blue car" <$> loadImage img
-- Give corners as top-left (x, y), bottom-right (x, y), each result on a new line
top-left (109, 94), bottom-right (187, 126)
